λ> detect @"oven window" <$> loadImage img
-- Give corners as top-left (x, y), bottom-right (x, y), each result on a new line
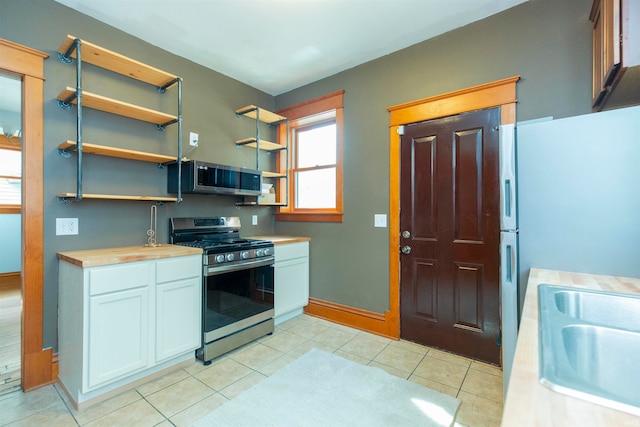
top-left (204, 264), bottom-right (274, 332)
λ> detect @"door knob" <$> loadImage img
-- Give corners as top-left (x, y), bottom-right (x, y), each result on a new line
top-left (401, 246), bottom-right (411, 254)
top-left (401, 230), bottom-right (411, 238)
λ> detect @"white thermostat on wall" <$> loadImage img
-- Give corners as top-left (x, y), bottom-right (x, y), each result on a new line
top-left (374, 214), bottom-right (387, 228)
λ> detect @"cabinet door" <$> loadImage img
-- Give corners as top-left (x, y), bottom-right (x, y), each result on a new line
top-left (156, 277), bottom-right (202, 362)
top-left (274, 257), bottom-right (309, 317)
top-left (592, 0), bottom-right (621, 105)
top-left (87, 287), bottom-right (149, 389)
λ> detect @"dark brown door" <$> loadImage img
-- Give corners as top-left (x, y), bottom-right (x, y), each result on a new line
top-left (400, 108), bottom-right (501, 365)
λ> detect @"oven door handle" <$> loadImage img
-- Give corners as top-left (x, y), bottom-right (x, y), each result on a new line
top-left (204, 257), bottom-right (274, 276)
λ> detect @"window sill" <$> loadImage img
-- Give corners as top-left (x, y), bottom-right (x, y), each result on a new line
top-left (0, 205), bottom-right (21, 214)
top-left (275, 212), bottom-right (343, 223)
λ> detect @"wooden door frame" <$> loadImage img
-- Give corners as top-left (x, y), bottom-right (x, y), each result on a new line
top-left (0, 38), bottom-right (54, 391)
top-left (386, 76), bottom-right (520, 339)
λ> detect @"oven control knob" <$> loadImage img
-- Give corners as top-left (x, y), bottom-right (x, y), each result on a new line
top-left (215, 254), bottom-right (225, 263)
top-left (226, 253), bottom-right (235, 262)
top-left (241, 251), bottom-right (250, 259)
top-left (263, 248), bottom-right (272, 256)
top-left (256, 249), bottom-right (264, 257)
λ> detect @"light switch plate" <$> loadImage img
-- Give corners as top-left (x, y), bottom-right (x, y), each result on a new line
top-left (56, 218), bottom-right (79, 235)
top-left (252, 215), bottom-right (258, 225)
top-left (189, 131), bottom-right (199, 147)
top-left (374, 214), bottom-right (387, 228)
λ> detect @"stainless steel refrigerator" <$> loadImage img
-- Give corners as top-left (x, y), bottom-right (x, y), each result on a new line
top-left (499, 123), bottom-right (518, 395)
top-left (500, 105), bottom-right (640, 394)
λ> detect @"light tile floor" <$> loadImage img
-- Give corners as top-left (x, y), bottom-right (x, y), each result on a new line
top-left (0, 280), bottom-right (21, 396)
top-left (0, 314), bottom-right (504, 427)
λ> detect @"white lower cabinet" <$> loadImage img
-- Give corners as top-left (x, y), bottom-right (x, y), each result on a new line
top-left (274, 241), bottom-right (309, 323)
top-left (58, 254), bottom-right (201, 408)
top-left (156, 279), bottom-right (199, 361)
top-left (88, 286), bottom-right (150, 388)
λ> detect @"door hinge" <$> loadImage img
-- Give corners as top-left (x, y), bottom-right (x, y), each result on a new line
top-left (397, 125), bottom-right (405, 136)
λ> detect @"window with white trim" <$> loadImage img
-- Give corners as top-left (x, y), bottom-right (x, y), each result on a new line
top-left (276, 90), bottom-right (344, 222)
top-left (0, 145), bottom-right (21, 213)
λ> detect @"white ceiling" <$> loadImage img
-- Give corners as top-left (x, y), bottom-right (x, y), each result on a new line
top-left (54, 0), bottom-right (527, 96)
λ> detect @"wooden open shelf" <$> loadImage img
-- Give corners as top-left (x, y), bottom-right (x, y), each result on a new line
top-left (56, 193), bottom-right (179, 202)
top-left (58, 141), bottom-right (179, 163)
top-left (58, 35), bottom-right (178, 88)
top-left (235, 105), bottom-right (289, 207)
top-left (236, 201), bottom-right (287, 207)
top-left (236, 105), bottom-right (287, 124)
top-left (57, 87), bottom-right (177, 126)
top-left (235, 137), bottom-right (286, 151)
top-left (262, 171), bottom-right (287, 178)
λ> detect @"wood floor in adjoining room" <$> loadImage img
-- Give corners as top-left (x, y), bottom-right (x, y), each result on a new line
top-left (0, 274), bottom-right (21, 397)
top-left (0, 314), bottom-right (504, 427)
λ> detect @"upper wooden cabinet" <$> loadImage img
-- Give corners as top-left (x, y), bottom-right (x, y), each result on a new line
top-left (590, 0), bottom-right (640, 110)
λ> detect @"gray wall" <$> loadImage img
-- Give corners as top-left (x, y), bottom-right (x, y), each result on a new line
top-left (1, 0), bottom-right (595, 351)
top-left (1, 0), bottom-right (278, 351)
top-left (0, 214), bottom-right (21, 272)
top-left (517, 106), bottom-right (640, 310)
top-left (274, 0), bottom-right (593, 313)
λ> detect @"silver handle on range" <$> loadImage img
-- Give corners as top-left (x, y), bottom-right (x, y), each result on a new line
top-left (205, 256), bottom-right (274, 276)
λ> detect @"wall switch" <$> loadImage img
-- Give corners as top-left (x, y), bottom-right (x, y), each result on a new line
top-left (374, 214), bottom-right (387, 228)
top-left (56, 218), bottom-right (79, 235)
top-left (252, 215), bottom-right (258, 225)
top-left (189, 132), bottom-right (199, 147)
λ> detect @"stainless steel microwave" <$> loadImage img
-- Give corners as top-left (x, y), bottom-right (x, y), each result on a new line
top-left (167, 160), bottom-right (262, 196)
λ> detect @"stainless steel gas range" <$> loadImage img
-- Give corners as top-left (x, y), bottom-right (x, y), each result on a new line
top-left (169, 217), bottom-right (274, 364)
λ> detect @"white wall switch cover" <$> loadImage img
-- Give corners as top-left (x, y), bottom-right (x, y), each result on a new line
top-left (374, 214), bottom-right (387, 228)
top-left (252, 215), bottom-right (258, 225)
top-left (189, 131), bottom-right (199, 147)
top-left (56, 218), bottom-right (79, 235)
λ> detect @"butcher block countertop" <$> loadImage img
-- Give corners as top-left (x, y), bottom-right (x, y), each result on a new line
top-left (247, 235), bottom-right (310, 245)
top-left (57, 244), bottom-right (202, 268)
top-left (501, 268), bottom-right (640, 427)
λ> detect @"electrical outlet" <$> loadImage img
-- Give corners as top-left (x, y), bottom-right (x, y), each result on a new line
top-left (374, 214), bottom-right (387, 228)
top-left (56, 218), bottom-right (79, 235)
top-left (252, 215), bottom-right (258, 225)
top-left (189, 132), bottom-right (199, 147)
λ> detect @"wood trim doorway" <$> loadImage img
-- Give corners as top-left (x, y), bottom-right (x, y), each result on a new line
top-left (386, 76), bottom-right (520, 339)
top-left (0, 38), bottom-right (54, 391)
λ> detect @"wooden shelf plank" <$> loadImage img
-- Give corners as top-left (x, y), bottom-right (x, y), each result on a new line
top-left (58, 35), bottom-right (178, 88)
top-left (235, 137), bottom-right (286, 151)
top-left (58, 141), bottom-right (179, 163)
top-left (57, 87), bottom-right (177, 126)
top-left (236, 105), bottom-right (287, 124)
top-left (262, 171), bottom-right (287, 178)
top-left (236, 201), bottom-right (287, 207)
top-left (57, 193), bottom-right (179, 202)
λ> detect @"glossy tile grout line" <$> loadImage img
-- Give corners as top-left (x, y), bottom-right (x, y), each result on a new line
top-left (0, 314), bottom-right (504, 427)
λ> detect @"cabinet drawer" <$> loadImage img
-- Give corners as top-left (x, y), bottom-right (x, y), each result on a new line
top-left (156, 255), bottom-right (201, 284)
top-left (275, 242), bottom-right (309, 262)
top-left (89, 263), bottom-right (150, 296)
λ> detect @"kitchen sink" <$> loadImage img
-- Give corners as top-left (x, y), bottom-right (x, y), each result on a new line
top-left (538, 284), bottom-right (640, 415)
top-left (553, 288), bottom-right (640, 330)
